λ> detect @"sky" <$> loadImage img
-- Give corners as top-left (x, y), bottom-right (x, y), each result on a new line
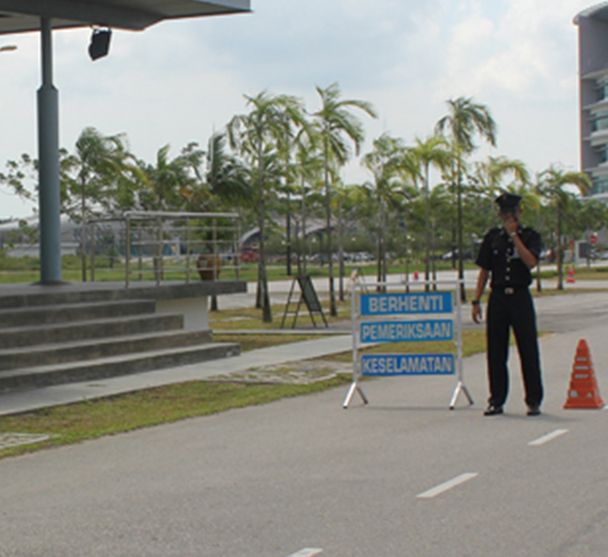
top-left (0, 0), bottom-right (599, 219)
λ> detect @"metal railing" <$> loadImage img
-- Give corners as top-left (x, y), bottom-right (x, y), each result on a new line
top-left (87, 211), bottom-right (241, 287)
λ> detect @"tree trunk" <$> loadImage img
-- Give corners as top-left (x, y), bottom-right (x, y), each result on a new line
top-left (286, 192), bottom-right (292, 276)
top-left (404, 257), bottom-right (410, 293)
top-left (556, 205), bottom-right (563, 291)
top-left (324, 138), bottom-right (337, 316)
top-left (295, 220), bottom-right (302, 277)
top-left (376, 199), bottom-right (383, 292)
top-left (456, 160), bottom-right (466, 302)
top-left (535, 218), bottom-right (543, 293)
top-left (535, 261), bottom-right (542, 293)
top-left (285, 146), bottom-right (292, 278)
top-left (300, 175), bottom-right (307, 276)
top-left (255, 142), bottom-right (272, 322)
top-left (431, 218), bottom-right (437, 291)
top-left (424, 165), bottom-right (431, 291)
top-left (383, 203), bottom-right (389, 287)
top-left (258, 199), bottom-right (272, 322)
top-left (80, 181), bottom-right (87, 282)
top-left (337, 197), bottom-right (345, 302)
top-left (255, 275), bottom-right (262, 309)
top-left (450, 163), bottom-right (457, 271)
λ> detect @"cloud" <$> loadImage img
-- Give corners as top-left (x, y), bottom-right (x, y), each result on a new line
top-left (199, 0), bottom-right (432, 90)
top-left (0, 0), bottom-right (598, 218)
top-left (437, 0), bottom-right (589, 101)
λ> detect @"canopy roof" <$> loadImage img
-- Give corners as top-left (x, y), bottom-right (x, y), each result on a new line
top-left (0, 0), bottom-right (250, 34)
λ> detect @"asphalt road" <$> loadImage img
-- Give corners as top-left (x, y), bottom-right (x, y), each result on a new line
top-left (1, 291), bottom-right (608, 557)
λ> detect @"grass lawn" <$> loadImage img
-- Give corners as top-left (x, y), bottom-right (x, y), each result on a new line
top-left (0, 377), bottom-right (350, 460)
top-left (208, 298), bottom-right (353, 331)
top-left (0, 256), bottom-right (455, 283)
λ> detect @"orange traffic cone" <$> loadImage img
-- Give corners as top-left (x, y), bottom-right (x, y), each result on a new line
top-left (564, 339), bottom-right (604, 409)
top-left (566, 266), bottom-right (575, 284)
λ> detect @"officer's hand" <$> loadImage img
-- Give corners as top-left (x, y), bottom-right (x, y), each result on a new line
top-left (503, 214), bottom-right (518, 235)
top-left (472, 303), bottom-right (483, 324)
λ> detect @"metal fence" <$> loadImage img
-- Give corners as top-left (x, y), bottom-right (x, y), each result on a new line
top-left (87, 211), bottom-right (241, 286)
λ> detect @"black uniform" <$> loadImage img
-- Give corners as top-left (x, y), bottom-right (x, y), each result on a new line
top-left (475, 225), bottom-right (543, 409)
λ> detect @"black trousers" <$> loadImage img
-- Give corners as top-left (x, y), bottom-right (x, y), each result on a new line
top-left (486, 288), bottom-right (543, 407)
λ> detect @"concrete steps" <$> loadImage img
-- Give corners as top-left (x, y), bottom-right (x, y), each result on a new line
top-left (0, 284), bottom-right (241, 393)
top-left (0, 314), bottom-right (185, 349)
top-left (0, 329), bottom-right (216, 370)
top-left (0, 300), bottom-right (156, 328)
top-left (0, 342), bottom-right (239, 392)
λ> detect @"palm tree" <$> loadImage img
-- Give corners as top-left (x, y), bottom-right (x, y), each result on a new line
top-left (134, 144), bottom-right (201, 211)
top-left (333, 180), bottom-right (350, 300)
top-left (362, 133), bottom-right (405, 290)
top-left (62, 127), bottom-right (129, 281)
top-left (175, 132), bottom-right (251, 213)
top-left (472, 155), bottom-right (529, 195)
top-left (200, 133), bottom-right (251, 311)
top-left (275, 101), bottom-right (310, 277)
top-left (228, 91), bottom-right (303, 322)
top-left (205, 132), bottom-right (250, 207)
top-left (313, 82), bottom-right (377, 316)
top-left (293, 133), bottom-right (323, 276)
top-left (409, 135), bottom-right (451, 288)
top-left (435, 97), bottom-right (496, 300)
top-left (123, 144), bottom-right (203, 282)
top-left (536, 167), bottom-right (591, 290)
top-left (426, 183), bottom-right (452, 285)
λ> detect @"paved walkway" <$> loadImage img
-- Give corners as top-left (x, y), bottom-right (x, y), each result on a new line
top-left (0, 334), bottom-right (355, 416)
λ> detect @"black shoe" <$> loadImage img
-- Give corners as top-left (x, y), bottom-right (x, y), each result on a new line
top-left (527, 405), bottom-right (541, 416)
top-left (483, 404), bottom-right (503, 416)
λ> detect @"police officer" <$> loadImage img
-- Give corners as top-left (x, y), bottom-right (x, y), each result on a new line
top-left (472, 192), bottom-right (544, 416)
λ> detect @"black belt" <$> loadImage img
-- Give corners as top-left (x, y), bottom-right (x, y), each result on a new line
top-left (493, 285), bottom-right (527, 295)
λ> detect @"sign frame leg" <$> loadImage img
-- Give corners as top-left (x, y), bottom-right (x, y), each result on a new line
top-left (450, 283), bottom-right (474, 409)
top-left (449, 380), bottom-right (474, 410)
top-left (342, 380), bottom-right (368, 409)
top-left (343, 279), bottom-right (368, 409)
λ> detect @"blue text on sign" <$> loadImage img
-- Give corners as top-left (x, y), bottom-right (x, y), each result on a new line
top-left (360, 319), bottom-right (453, 343)
top-left (361, 354), bottom-right (455, 376)
top-left (360, 292), bottom-right (452, 316)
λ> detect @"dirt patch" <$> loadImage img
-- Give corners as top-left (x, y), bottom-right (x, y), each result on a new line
top-left (207, 359), bottom-right (352, 384)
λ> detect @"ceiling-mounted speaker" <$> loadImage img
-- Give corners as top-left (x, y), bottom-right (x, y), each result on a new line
top-left (89, 28), bottom-right (112, 61)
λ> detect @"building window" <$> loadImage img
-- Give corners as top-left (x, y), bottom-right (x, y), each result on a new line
top-left (592, 175), bottom-right (608, 194)
top-left (591, 110), bottom-right (608, 132)
top-left (594, 144), bottom-right (608, 164)
top-left (597, 81), bottom-right (608, 102)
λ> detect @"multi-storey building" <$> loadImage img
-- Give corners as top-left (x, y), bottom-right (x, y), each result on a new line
top-left (575, 3), bottom-right (608, 199)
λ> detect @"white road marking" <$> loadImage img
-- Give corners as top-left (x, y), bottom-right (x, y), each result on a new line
top-left (287, 549), bottom-right (323, 557)
top-left (528, 429), bottom-right (569, 446)
top-left (416, 473), bottom-right (478, 499)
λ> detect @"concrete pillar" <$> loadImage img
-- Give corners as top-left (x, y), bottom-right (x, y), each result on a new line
top-left (37, 17), bottom-right (62, 284)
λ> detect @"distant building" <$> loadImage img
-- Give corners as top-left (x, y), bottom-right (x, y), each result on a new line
top-left (0, 216), bottom-right (80, 257)
top-left (575, 3), bottom-right (608, 197)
